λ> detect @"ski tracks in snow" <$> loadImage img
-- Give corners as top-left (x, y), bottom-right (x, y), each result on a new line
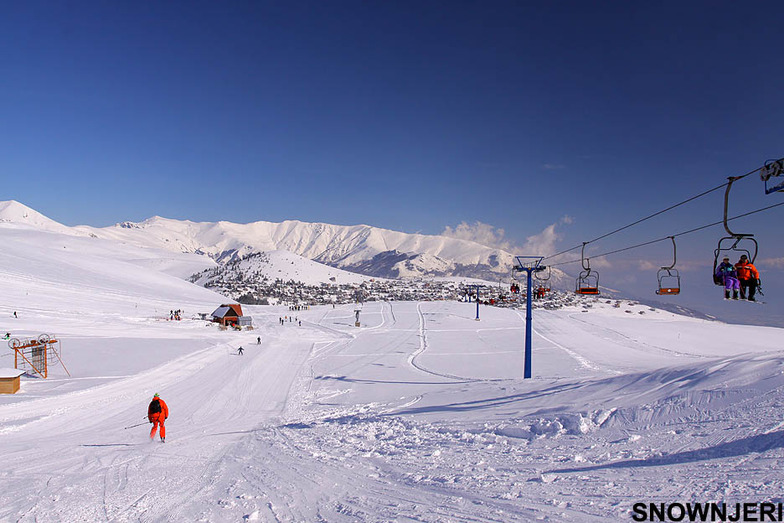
top-left (409, 302), bottom-right (483, 383)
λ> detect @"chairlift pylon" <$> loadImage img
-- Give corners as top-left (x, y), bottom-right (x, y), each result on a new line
top-left (656, 236), bottom-right (681, 295)
top-left (575, 242), bottom-right (600, 295)
top-left (713, 176), bottom-right (759, 286)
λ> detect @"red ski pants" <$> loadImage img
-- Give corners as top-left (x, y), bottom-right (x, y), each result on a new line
top-left (149, 413), bottom-right (166, 439)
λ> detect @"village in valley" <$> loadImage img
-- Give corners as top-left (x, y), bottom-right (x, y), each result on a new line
top-left (188, 253), bottom-right (573, 309)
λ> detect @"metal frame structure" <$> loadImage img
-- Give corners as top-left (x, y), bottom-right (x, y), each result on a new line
top-left (468, 284), bottom-right (481, 320)
top-left (575, 243), bottom-right (600, 295)
top-left (533, 265), bottom-right (551, 293)
top-left (656, 236), bottom-right (681, 295)
top-left (713, 176), bottom-right (759, 285)
top-left (512, 256), bottom-right (545, 379)
top-left (8, 334), bottom-right (70, 379)
top-left (761, 158), bottom-right (784, 195)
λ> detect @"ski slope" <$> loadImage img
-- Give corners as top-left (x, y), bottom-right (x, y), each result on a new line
top-left (2, 222), bottom-right (784, 521)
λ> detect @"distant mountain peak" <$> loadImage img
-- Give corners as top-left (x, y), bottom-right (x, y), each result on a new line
top-left (0, 200), bottom-right (68, 231)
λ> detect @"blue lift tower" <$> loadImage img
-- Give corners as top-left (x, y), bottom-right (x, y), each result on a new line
top-left (468, 284), bottom-right (481, 320)
top-left (512, 256), bottom-right (546, 379)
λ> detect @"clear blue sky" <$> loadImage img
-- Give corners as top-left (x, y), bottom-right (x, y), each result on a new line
top-left (2, 1), bottom-right (783, 317)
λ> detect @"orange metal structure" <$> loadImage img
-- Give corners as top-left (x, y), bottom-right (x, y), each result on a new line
top-left (8, 334), bottom-right (70, 379)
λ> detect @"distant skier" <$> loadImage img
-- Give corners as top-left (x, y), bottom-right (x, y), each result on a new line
top-left (13, 311), bottom-right (17, 318)
top-left (715, 257), bottom-right (740, 300)
top-left (148, 393), bottom-right (169, 442)
top-left (256, 336), bottom-right (261, 345)
top-left (238, 346), bottom-right (244, 355)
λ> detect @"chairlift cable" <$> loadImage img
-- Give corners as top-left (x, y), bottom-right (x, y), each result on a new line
top-left (542, 164), bottom-right (762, 263)
top-left (546, 199), bottom-right (784, 267)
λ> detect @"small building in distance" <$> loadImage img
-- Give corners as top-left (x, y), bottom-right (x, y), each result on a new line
top-left (210, 304), bottom-right (252, 328)
top-left (0, 368), bottom-right (25, 394)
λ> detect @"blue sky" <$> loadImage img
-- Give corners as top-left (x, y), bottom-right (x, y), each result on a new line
top-left (2, 1), bottom-right (783, 320)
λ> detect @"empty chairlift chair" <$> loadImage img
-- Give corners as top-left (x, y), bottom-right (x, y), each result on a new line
top-left (575, 269), bottom-right (600, 295)
top-left (656, 237), bottom-right (681, 296)
top-left (575, 243), bottom-right (600, 295)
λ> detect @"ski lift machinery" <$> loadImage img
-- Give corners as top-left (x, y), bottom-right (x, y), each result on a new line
top-left (761, 158), bottom-right (784, 195)
top-left (575, 242), bottom-right (600, 295)
top-left (713, 176), bottom-right (758, 286)
top-left (656, 236), bottom-right (681, 295)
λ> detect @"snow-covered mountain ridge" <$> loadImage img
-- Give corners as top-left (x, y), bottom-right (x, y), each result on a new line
top-left (99, 215), bottom-right (513, 279)
top-left (0, 200), bottom-right (565, 284)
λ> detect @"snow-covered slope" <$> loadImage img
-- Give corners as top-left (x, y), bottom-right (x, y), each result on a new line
top-left (0, 222), bottom-right (221, 317)
top-left (191, 250), bottom-right (375, 287)
top-left (0, 200), bottom-right (76, 234)
top-left (1, 222), bottom-right (784, 521)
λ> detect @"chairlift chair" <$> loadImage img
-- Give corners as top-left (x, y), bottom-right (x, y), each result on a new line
top-left (713, 237), bottom-right (757, 285)
top-left (533, 265), bottom-right (552, 293)
top-left (712, 176), bottom-right (759, 286)
top-left (656, 237), bottom-right (681, 296)
top-left (575, 243), bottom-right (600, 295)
top-left (576, 270), bottom-right (600, 295)
top-left (656, 269), bottom-right (681, 295)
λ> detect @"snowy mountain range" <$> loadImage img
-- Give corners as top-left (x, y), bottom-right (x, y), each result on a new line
top-left (0, 200), bottom-right (565, 286)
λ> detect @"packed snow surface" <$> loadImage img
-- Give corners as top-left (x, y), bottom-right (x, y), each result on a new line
top-left (2, 222), bottom-right (784, 522)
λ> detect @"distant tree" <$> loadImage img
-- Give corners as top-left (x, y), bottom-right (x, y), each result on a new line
top-left (237, 293), bottom-right (268, 305)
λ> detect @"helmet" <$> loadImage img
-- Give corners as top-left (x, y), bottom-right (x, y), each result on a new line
top-left (740, 254), bottom-right (748, 260)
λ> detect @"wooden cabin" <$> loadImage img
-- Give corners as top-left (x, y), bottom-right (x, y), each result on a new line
top-left (0, 368), bottom-right (24, 394)
top-left (211, 304), bottom-right (245, 326)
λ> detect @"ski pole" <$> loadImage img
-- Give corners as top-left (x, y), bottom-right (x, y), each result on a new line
top-left (124, 418), bottom-right (150, 430)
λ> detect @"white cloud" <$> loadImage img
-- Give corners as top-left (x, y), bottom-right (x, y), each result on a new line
top-left (759, 257), bottom-right (784, 269)
top-left (521, 224), bottom-right (559, 256)
top-left (588, 256), bottom-right (612, 269)
top-left (520, 216), bottom-right (574, 256)
top-left (441, 221), bottom-right (515, 252)
top-left (442, 217), bottom-right (572, 257)
top-left (637, 260), bottom-right (659, 271)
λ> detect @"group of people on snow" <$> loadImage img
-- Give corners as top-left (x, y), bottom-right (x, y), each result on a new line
top-left (714, 254), bottom-right (761, 301)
